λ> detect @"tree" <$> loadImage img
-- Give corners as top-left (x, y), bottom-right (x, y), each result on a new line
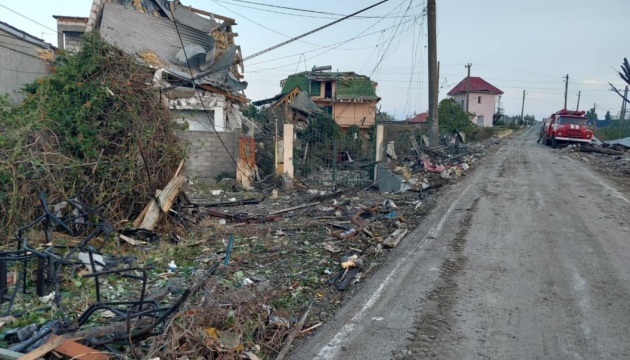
top-left (609, 58), bottom-right (630, 105)
top-left (376, 110), bottom-right (396, 122)
top-left (586, 107), bottom-right (598, 123)
top-left (438, 98), bottom-right (474, 134)
top-left (605, 110), bottom-right (612, 121)
top-left (524, 114), bottom-right (536, 124)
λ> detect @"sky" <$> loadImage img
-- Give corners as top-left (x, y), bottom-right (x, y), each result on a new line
top-left (1, 0), bottom-right (629, 121)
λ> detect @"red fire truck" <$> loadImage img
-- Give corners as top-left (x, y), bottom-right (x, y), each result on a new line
top-left (539, 109), bottom-right (593, 148)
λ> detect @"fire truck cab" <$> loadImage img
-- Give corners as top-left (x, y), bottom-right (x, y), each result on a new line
top-left (540, 109), bottom-right (593, 148)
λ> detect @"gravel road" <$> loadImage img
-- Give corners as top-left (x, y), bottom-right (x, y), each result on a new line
top-left (289, 127), bottom-right (630, 360)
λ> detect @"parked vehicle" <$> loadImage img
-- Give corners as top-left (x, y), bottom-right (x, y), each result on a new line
top-left (540, 109), bottom-right (593, 148)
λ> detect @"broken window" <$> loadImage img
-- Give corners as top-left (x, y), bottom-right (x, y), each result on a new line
top-left (478, 96), bottom-right (482, 104)
top-left (325, 81), bottom-right (333, 99)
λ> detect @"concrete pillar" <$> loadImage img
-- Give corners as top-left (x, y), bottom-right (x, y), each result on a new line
top-left (213, 105), bottom-right (225, 131)
top-left (374, 124), bottom-right (384, 180)
top-left (283, 124), bottom-right (294, 178)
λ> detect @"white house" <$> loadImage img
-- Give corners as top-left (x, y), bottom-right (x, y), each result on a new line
top-left (447, 76), bottom-right (503, 127)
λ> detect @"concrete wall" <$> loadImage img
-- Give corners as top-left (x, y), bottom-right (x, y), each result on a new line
top-left (175, 129), bottom-right (240, 183)
top-left (0, 28), bottom-right (51, 102)
top-left (452, 93), bottom-right (496, 127)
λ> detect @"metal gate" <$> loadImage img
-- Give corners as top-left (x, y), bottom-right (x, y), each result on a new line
top-left (293, 130), bottom-right (374, 190)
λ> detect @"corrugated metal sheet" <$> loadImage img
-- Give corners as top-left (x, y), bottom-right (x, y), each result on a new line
top-left (99, 2), bottom-right (246, 92)
top-left (174, 4), bottom-right (220, 33)
top-left (101, 3), bottom-right (213, 65)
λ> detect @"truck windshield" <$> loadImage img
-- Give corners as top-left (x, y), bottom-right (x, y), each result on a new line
top-left (557, 117), bottom-right (587, 125)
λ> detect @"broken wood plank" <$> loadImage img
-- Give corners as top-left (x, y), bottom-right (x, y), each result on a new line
top-left (0, 348), bottom-right (25, 360)
top-left (133, 189), bottom-right (160, 227)
top-left (383, 228), bottom-right (409, 248)
top-left (174, 159), bottom-right (185, 177)
top-left (198, 83), bottom-right (246, 103)
top-left (119, 234), bottom-right (145, 246)
top-left (578, 145), bottom-right (624, 155)
top-left (138, 175), bottom-right (185, 230)
top-left (275, 303), bottom-right (312, 360)
top-left (268, 202), bottom-right (320, 216)
top-left (17, 336), bottom-right (64, 360)
top-left (46, 335), bottom-right (108, 360)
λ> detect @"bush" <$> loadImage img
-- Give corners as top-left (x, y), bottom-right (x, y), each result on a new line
top-left (0, 32), bottom-right (185, 239)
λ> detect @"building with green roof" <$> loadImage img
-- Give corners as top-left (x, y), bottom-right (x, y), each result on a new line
top-left (279, 66), bottom-right (380, 133)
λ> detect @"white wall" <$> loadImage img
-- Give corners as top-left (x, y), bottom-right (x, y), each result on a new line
top-left (452, 93), bottom-right (496, 127)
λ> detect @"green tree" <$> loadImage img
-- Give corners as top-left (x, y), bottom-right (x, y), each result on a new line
top-left (438, 98), bottom-right (475, 134)
top-left (586, 108), bottom-right (598, 123)
top-left (605, 110), bottom-right (612, 121)
top-left (376, 110), bottom-right (396, 122)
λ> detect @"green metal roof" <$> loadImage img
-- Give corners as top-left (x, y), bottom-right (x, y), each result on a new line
top-left (281, 71), bottom-right (378, 100)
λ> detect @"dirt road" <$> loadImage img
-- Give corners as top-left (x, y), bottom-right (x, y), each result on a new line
top-left (289, 127), bottom-right (630, 359)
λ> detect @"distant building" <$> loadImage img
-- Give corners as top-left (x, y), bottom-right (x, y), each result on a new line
top-left (405, 111), bottom-right (429, 123)
top-left (53, 15), bottom-right (88, 51)
top-left (280, 66), bottom-right (380, 134)
top-left (0, 21), bottom-right (54, 102)
top-left (447, 76), bottom-right (503, 127)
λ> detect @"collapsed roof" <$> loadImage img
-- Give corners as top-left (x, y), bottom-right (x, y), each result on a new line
top-left (281, 71), bottom-right (379, 101)
top-left (94, 0), bottom-right (247, 99)
top-left (252, 86), bottom-right (322, 116)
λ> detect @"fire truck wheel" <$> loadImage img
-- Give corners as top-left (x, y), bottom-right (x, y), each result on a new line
top-left (551, 136), bottom-right (557, 148)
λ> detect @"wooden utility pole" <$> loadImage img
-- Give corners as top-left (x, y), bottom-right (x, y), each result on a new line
top-left (465, 63), bottom-right (472, 112)
top-left (520, 90), bottom-right (526, 125)
top-left (563, 74), bottom-right (569, 109)
top-left (576, 91), bottom-right (581, 111)
top-left (427, 0), bottom-right (439, 147)
top-left (621, 86), bottom-right (628, 121)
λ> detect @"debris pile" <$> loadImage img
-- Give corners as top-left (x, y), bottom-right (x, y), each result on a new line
top-left (562, 140), bottom-right (630, 177)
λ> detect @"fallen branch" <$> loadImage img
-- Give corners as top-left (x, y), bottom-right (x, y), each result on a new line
top-left (268, 202), bottom-right (320, 216)
top-left (275, 302), bottom-right (312, 360)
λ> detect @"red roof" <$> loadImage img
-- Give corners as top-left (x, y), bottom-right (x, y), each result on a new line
top-left (406, 112), bottom-right (429, 123)
top-left (447, 76), bottom-right (503, 96)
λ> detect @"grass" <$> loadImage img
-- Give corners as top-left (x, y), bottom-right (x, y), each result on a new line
top-left (593, 121), bottom-right (630, 141)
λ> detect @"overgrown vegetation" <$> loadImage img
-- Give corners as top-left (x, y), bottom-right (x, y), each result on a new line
top-left (0, 32), bottom-right (185, 241)
top-left (594, 120), bottom-right (630, 141)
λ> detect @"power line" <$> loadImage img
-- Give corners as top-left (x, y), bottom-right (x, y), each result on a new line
top-left (0, 63), bottom-right (50, 74)
top-left (0, 3), bottom-right (60, 35)
top-left (168, 5), bottom-right (241, 171)
top-left (227, 0), bottom-right (416, 19)
top-left (165, 0), bottom-right (392, 90)
top-left (0, 43), bottom-right (58, 65)
top-left (335, 0), bottom-right (416, 121)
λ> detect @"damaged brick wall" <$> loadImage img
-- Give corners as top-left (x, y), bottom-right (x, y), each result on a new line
top-left (176, 129), bottom-right (240, 182)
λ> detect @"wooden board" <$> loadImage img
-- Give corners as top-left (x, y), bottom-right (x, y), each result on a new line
top-left (17, 336), bottom-right (64, 360)
top-left (383, 229), bottom-right (409, 248)
top-left (46, 335), bottom-right (109, 360)
top-left (138, 175), bottom-right (185, 230)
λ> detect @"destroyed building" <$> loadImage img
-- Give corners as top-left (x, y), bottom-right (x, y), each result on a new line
top-left (279, 66), bottom-right (381, 135)
top-left (251, 85), bottom-right (323, 130)
top-left (52, 15), bottom-right (88, 51)
top-left (75, 0), bottom-right (255, 182)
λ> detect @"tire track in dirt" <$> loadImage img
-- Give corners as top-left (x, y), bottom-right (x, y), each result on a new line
top-left (402, 196), bottom-right (481, 359)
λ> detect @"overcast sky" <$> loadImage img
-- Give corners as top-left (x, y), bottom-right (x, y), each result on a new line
top-left (2, 0), bottom-right (629, 120)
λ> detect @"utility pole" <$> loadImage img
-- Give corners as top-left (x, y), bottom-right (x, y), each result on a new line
top-left (621, 86), bottom-right (628, 121)
top-left (465, 63), bottom-right (472, 113)
top-left (563, 74), bottom-right (569, 109)
top-left (520, 90), bottom-right (526, 125)
top-left (427, 0), bottom-right (439, 147)
top-left (576, 91), bottom-right (581, 111)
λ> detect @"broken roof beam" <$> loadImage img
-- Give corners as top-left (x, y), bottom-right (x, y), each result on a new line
top-left (186, 5), bottom-right (236, 24)
top-left (197, 83), bottom-right (247, 103)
